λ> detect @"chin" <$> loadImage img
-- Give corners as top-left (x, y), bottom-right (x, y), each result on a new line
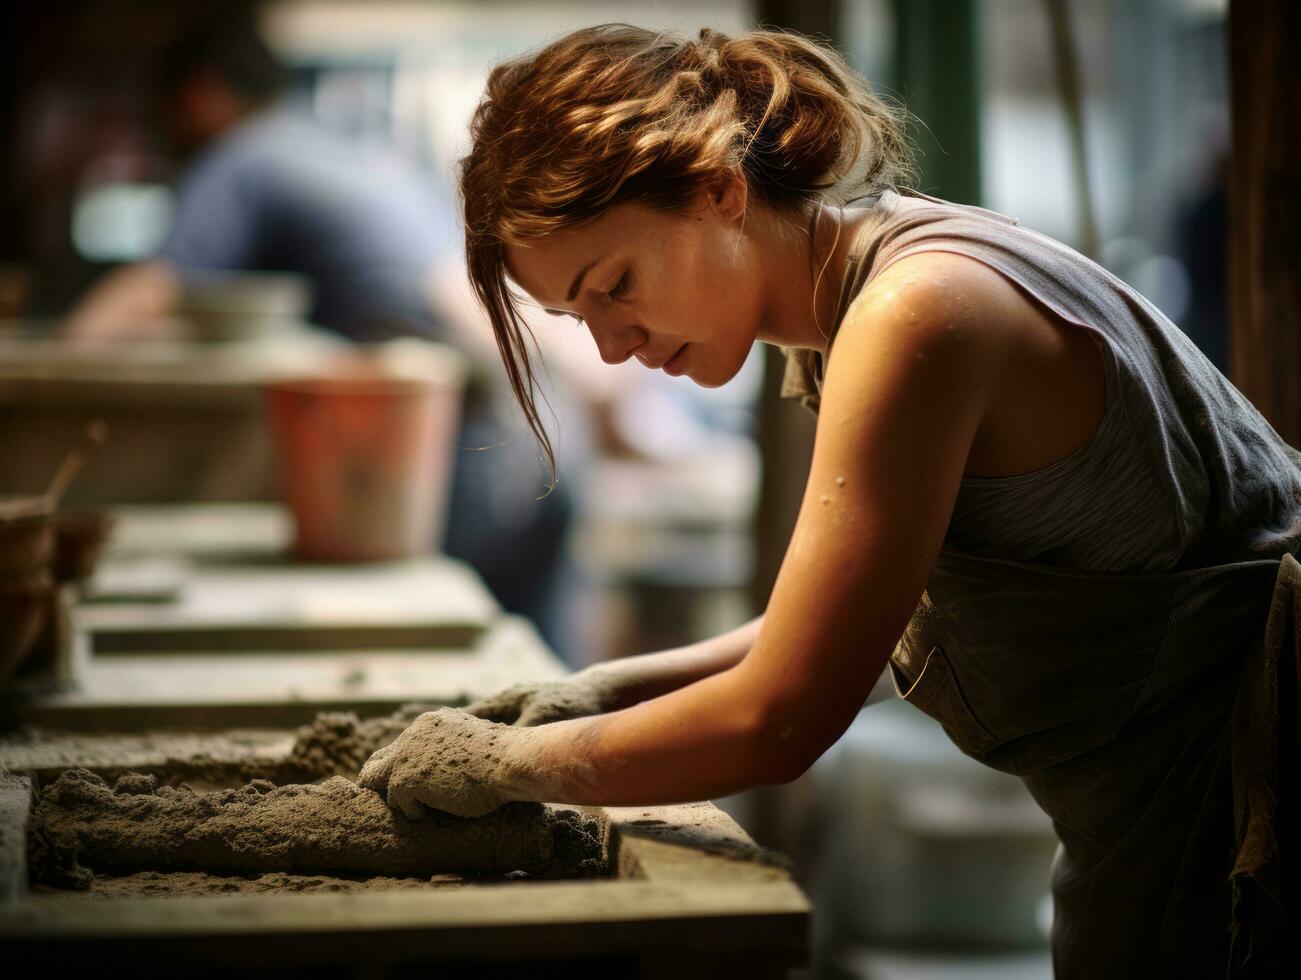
top-left (689, 348), bottom-right (749, 388)
top-left (691, 372), bottom-right (726, 389)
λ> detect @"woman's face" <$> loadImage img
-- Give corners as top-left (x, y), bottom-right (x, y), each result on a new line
top-left (504, 187), bottom-right (765, 388)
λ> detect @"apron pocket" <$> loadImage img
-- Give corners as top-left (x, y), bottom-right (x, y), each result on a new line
top-left (889, 646), bottom-right (997, 759)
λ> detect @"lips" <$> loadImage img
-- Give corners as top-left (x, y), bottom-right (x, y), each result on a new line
top-left (662, 344), bottom-right (689, 376)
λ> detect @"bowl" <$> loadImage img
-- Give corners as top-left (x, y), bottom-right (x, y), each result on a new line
top-left (53, 510), bottom-right (118, 583)
top-left (0, 576), bottom-right (54, 680)
top-left (0, 494), bottom-right (55, 583)
top-left (181, 272), bottom-right (310, 343)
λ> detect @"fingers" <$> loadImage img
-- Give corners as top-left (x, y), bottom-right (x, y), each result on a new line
top-left (366, 740), bottom-right (396, 764)
top-left (357, 747), bottom-right (394, 794)
top-left (386, 777), bottom-right (431, 821)
top-left (517, 684), bottom-right (596, 726)
top-left (516, 701), bottom-right (556, 727)
top-left (387, 772), bottom-right (494, 820)
top-left (465, 684), bottom-right (532, 723)
top-left (463, 700), bottom-right (515, 723)
top-left (462, 779), bottom-right (506, 817)
top-left (362, 708), bottom-right (509, 820)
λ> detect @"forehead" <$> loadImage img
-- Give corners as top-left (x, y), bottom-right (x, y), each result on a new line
top-left (503, 203), bottom-right (648, 307)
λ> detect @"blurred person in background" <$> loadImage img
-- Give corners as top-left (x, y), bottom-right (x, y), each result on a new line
top-left (63, 12), bottom-right (574, 648)
top-left (357, 25), bottom-right (1300, 979)
top-left (64, 12), bottom-right (444, 343)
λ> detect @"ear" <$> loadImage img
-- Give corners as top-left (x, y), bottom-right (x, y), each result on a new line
top-left (707, 170), bottom-right (749, 223)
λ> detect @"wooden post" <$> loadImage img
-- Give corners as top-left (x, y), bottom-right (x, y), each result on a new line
top-left (892, 0), bottom-right (983, 206)
top-left (750, 0), bottom-right (840, 609)
top-left (1228, 0), bottom-right (1301, 446)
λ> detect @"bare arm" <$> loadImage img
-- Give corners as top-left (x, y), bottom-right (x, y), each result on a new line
top-left (467, 615), bottom-right (763, 726)
top-left (62, 260), bottom-right (181, 343)
top-left (515, 257), bottom-right (1003, 805)
top-left (583, 615), bottom-right (763, 710)
top-left (362, 255), bottom-right (1019, 816)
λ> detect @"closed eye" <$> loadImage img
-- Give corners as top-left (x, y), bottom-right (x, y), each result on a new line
top-left (544, 308), bottom-right (584, 325)
top-left (609, 270), bottom-right (631, 300)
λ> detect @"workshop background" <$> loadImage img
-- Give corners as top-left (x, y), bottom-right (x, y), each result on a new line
top-left (1, 2), bottom-right (1289, 979)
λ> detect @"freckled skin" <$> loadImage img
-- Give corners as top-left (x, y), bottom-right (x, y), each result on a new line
top-left (504, 175), bottom-right (866, 388)
top-left (506, 195), bottom-right (760, 387)
top-left (361, 195), bottom-right (1111, 815)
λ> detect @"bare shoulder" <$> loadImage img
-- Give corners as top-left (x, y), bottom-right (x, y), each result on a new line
top-left (829, 249), bottom-right (1106, 479)
top-left (819, 250), bottom-right (1023, 424)
top-left (840, 250), bottom-right (1034, 355)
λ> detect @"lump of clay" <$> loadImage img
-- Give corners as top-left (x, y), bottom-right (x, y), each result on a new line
top-left (111, 772), bottom-right (158, 795)
top-left (286, 711), bottom-right (405, 777)
top-left (31, 769), bottom-right (606, 889)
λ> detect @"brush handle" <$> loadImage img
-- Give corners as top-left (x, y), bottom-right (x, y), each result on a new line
top-left (44, 420), bottom-right (108, 505)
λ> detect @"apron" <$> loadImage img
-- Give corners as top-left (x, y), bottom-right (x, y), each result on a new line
top-left (889, 548), bottom-right (1300, 978)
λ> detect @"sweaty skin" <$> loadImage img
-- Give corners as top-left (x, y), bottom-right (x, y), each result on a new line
top-left (363, 191), bottom-right (1107, 817)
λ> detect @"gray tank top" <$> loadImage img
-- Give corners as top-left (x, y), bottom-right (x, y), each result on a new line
top-left (781, 190), bottom-right (1301, 572)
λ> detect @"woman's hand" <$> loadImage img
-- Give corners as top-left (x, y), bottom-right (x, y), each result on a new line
top-left (464, 670), bottom-right (622, 727)
top-left (358, 708), bottom-right (531, 819)
top-left (465, 618), bottom-right (766, 727)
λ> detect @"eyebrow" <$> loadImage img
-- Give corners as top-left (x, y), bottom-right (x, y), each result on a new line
top-left (566, 253), bottom-right (608, 303)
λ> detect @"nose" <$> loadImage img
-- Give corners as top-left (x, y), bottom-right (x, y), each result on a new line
top-left (586, 313), bottom-right (648, 365)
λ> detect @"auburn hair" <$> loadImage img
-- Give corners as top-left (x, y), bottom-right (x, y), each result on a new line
top-left (459, 24), bottom-right (913, 486)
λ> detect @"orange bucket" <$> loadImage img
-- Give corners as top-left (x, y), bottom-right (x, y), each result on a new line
top-left (264, 343), bottom-right (464, 562)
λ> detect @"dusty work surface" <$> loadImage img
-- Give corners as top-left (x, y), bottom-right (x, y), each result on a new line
top-left (84, 505), bottom-right (493, 653)
top-left (3, 768), bottom-right (809, 978)
top-left (29, 769), bottom-right (607, 886)
top-left (4, 615), bottom-right (564, 729)
top-left (6, 709), bottom-right (611, 890)
top-left (34, 869), bottom-right (473, 898)
top-left (0, 706), bottom-right (423, 788)
top-left (82, 555), bottom-right (497, 653)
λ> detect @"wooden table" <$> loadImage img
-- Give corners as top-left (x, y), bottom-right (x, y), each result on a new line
top-left (5, 614), bottom-right (560, 730)
top-left (1, 504), bottom-right (812, 976)
top-left (0, 334), bottom-right (346, 505)
top-left (0, 788), bottom-right (810, 979)
top-left (83, 504), bottom-right (497, 653)
top-left (5, 504), bottom-right (511, 726)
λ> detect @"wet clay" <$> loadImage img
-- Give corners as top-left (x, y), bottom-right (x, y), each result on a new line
top-left (284, 708), bottom-right (421, 777)
top-left (2, 705), bottom-right (432, 789)
top-left (30, 769), bottom-right (606, 889)
top-left (2, 727), bottom-right (297, 787)
top-left (35, 869), bottom-right (476, 899)
top-left (183, 706), bottom-right (428, 784)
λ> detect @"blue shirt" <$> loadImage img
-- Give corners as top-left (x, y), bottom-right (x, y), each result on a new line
top-left (160, 107), bottom-right (454, 340)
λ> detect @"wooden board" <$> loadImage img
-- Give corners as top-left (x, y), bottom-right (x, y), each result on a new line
top-left (0, 799), bottom-right (809, 978)
top-left (102, 503), bottom-right (293, 559)
top-left (74, 506), bottom-right (497, 653)
top-left (3, 616), bottom-right (562, 730)
top-left (0, 729), bottom-right (297, 781)
top-left (0, 334), bottom-right (344, 505)
top-left (80, 556), bottom-right (498, 653)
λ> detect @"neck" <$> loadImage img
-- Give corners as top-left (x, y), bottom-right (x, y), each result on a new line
top-left (754, 202), bottom-right (865, 352)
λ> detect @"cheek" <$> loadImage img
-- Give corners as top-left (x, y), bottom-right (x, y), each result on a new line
top-left (676, 239), bottom-right (747, 324)
top-left (654, 224), bottom-right (761, 357)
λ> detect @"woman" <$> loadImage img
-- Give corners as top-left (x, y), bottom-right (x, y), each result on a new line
top-left (359, 26), bottom-right (1299, 977)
